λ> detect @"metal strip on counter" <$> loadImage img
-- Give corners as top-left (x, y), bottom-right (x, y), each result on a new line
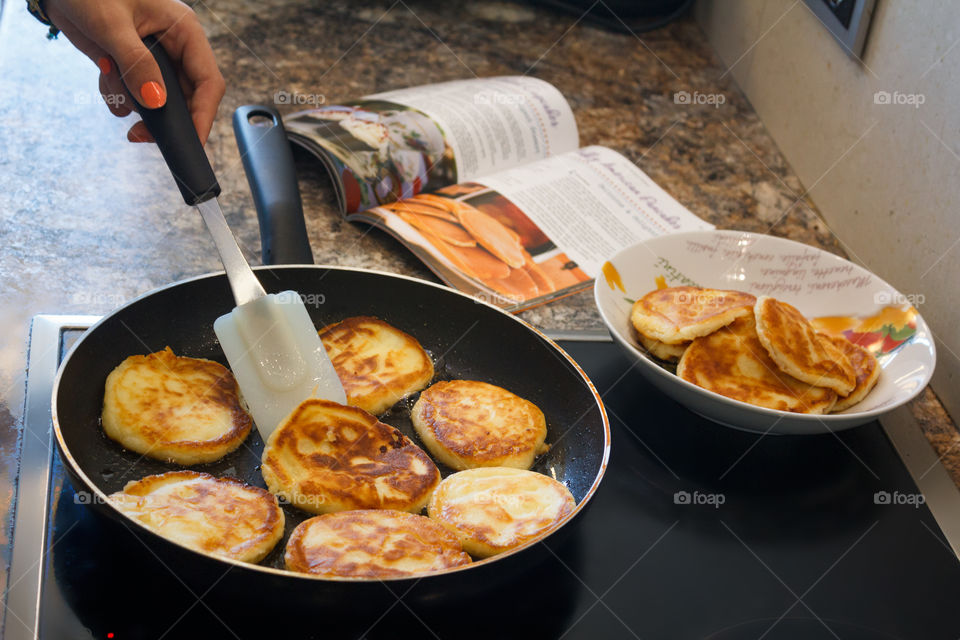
top-left (881, 406), bottom-right (960, 560)
top-left (6, 316), bottom-right (98, 640)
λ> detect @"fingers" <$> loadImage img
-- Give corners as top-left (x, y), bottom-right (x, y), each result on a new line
top-left (97, 25), bottom-right (167, 110)
top-left (146, 7), bottom-right (225, 144)
top-left (98, 60), bottom-right (134, 117)
top-left (127, 121), bottom-right (154, 143)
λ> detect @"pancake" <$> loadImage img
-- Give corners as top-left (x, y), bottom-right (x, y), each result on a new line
top-left (820, 333), bottom-right (881, 412)
top-left (410, 193), bottom-right (461, 213)
top-left (486, 265), bottom-right (540, 302)
top-left (456, 206), bottom-right (526, 268)
top-left (677, 316), bottom-right (837, 414)
top-left (261, 399), bottom-right (440, 515)
top-left (319, 316), bottom-right (434, 416)
top-left (522, 254), bottom-right (555, 292)
top-left (411, 380), bottom-right (548, 470)
top-left (285, 510), bottom-right (471, 578)
top-left (390, 200), bottom-right (458, 222)
top-left (396, 211), bottom-right (476, 247)
top-left (631, 286), bottom-right (756, 344)
top-left (635, 330), bottom-right (688, 362)
top-left (420, 228), bottom-right (512, 281)
top-left (428, 467), bottom-right (575, 558)
top-left (101, 347), bottom-right (252, 465)
top-left (109, 471), bottom-right (283, 563)
top-left (754, 296), bottom-right (856, 396)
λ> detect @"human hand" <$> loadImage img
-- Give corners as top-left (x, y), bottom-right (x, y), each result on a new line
top-left (44, 0), bottom-right (225, 144)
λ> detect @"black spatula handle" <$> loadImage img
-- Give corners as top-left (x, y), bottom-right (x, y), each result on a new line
top-left (126, 35), bottom-right (221, 205)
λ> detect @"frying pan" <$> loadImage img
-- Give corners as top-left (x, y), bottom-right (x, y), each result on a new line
top-left (49, 40), bottom-right (610, 616)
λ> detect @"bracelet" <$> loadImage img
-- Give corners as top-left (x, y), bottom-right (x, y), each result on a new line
top-left (26, 0), bottom-right (61, 39)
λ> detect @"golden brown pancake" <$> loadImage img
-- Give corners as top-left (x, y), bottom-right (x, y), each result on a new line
top-left (635, 330), bottom-right (689, 362)
top-left (261, 399), bottom-right (440, 515)
top-left (486, 265), bottom-right (541, 302)
top-left (109, 471), bottom-right (283, 563)
top-left (754, 296), bottom-right (856, 396)
top-left (677, 316), bottom-right (837, 413)
top-left (456, 206), bottom-right (526, 268)
top-left (428, 467), bottom-right (575, 558)
top-left (820, 333), bottom-right (881, 412)
top-left (396, 211), bottom-right (476, 247)
top-left (410, 193), bottom-right (461, 213)
top-left (420, 229), bottom-right (511, 280)
top-left (101, 347), bottom-right (252, 465)
top-left (285, 510), bottom-right (471, 578)
top-left (522, 254), bottom-right (555, 292)
top-left (411, 380), bottom-right (548, 470)
top-left (390, 200), bottom-right (457, 222)
top-left (631, 286), bottom-right (756, 344)
top-left (319, 316), bottom-right (434, 415)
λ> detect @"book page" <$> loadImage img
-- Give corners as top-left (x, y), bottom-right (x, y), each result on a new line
top-left (283, 76), bottom-right (577, 214)
top-left (368, 77), bottom-right (578, 181)
top-left (349, 146), bottom-right (712, 310)
top-left (479, 146), bottom-right (714, 277)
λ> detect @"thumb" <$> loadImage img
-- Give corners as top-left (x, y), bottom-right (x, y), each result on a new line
top-left (106, 31), bottom-right (168, 110)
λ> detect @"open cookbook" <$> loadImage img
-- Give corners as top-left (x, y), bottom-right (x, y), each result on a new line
top-left (284, 77), bottom-right (714, 310)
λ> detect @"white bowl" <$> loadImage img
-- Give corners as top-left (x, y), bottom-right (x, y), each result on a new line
top-left (594, 230), bottom-right (936, 434)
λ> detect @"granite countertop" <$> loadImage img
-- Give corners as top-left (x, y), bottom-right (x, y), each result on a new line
top-left (0, 0), bottom-right (957, 603)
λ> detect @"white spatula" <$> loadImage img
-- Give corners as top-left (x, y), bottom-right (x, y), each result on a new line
top-left (129, 35), bottom-right (345, 439)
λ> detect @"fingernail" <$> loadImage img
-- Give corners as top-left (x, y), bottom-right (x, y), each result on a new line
top-left (140, 81), bottom-right (165, 109)
top-left (97, 57), bottom-right (112, 75)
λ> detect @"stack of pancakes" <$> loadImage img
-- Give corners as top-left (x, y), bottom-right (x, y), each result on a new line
top-left (383, 194), bottom-right (554, 302)
top-left (631, 287), bottom-right (880, 414)
top-left (101, 316), bottom-right (573, 578)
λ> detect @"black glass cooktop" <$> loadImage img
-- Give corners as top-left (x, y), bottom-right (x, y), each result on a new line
top-left (13, 327), bottom-right (960, 639)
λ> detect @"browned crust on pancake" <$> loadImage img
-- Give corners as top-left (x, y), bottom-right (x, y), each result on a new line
top-left (262, 399), bottom-right (440, 514)
top-left (632, 286), bottom-right (756, 344)
top-left (820, 333), bottom-right (881, 412)
top-left (634, 330), bottom-right (688, 362)
top-left (110, 471), bottom-right (283, 563)
top-left (522, 253), bottom-right (555, 292)
top-left (101, 347), bottom-right (252, 464)
top-left (754, 297), bottom-right (856, 395)
top-left (427, 468), bottom-right (575, 558)
top-left (419, 228), bottom-right (512, 281)
top-left (411, 380), bottom-right (548, 469)
top-left (486, 265), bottom-right (541, 302)
top-left (677, 316), bottom-right (837, 413)
top-left (456, 206), bottom-right (526, 269)
top-left (387, 200), bottom-right (458, 222)
top-left (284, 510), bottom-right (471, 578)
top-left (396, 211), bottom-right (476, 247)
top-left (319, 316), bottom-right (434, 415)
top-left (409, 193), bottom-right (461, 213)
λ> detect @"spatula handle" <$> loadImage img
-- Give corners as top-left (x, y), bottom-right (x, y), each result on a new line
top-left (126, 35), bottom-right (221, 205)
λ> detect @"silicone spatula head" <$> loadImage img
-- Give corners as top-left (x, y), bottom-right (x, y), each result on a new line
top-left (214, 292), bottom-right (346, 439)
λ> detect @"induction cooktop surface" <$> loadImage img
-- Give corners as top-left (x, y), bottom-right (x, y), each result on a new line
top-left (8, 317), bottom-right (960, 639)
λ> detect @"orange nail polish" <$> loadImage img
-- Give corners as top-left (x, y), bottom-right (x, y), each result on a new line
top-left (97, 57), bottom-right (112, 75)
top-left (140, 81), bottom-right (165, 109)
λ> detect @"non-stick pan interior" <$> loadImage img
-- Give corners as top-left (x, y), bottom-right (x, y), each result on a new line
top-left (54, 266), bottom-right (609, 572)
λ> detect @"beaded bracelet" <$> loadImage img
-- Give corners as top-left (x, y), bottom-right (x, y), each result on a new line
top-left (26, 0), bottom-right (61, 39)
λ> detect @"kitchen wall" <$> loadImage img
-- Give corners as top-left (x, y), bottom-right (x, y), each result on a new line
top-left (695, 0), bottom-right (960, 421)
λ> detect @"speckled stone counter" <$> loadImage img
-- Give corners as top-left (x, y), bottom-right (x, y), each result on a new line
top-left (0, 0), bottom-right (957, 607)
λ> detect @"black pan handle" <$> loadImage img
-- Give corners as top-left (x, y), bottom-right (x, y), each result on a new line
top-left (233, 105), bottom-right (314, 265)
top-left (125, 35), bottom-right (221, 205)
